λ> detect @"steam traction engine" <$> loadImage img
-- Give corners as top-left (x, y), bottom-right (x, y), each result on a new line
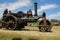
top-left (2, 3), bottom-right (52, 32)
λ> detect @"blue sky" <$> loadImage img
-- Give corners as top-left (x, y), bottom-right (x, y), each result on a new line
top-left (0, 0), bottom-right (60, 20)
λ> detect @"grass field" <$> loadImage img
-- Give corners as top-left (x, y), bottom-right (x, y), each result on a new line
top-left (0, 26), bottom-right (60, 40)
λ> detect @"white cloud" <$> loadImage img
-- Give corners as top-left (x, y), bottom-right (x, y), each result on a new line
top-left (0, 0), bottom-right (31, 11)
top-left (38, 4), bottom-right (57, 13)
top-left (0, 4), bottom-right (7, 11)
top-left (0, 4), bottom-right (7, 19)
top-left (7, 0), bottom-right (31, 10)
top-left (47, 12), bottom-right (60, 20)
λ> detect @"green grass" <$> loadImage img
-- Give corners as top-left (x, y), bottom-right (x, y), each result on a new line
top-left (27, 21), bottom-right (39, 26)
top-left (0, 26), bottom-right (60, 40)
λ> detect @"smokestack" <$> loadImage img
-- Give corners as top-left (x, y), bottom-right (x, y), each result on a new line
top-left (34, 3), bottom-right (37, 16)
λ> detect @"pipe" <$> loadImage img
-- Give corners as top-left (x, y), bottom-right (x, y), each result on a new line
top-left (34, 3), bottom-right (37, 16)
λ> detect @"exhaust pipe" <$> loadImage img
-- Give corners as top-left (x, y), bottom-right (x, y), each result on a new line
top-left (34, 3), bottom-right (37, 16)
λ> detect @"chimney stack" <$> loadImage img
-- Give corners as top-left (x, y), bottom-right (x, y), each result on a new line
top-left (34, 3), bottom-right (37, 16)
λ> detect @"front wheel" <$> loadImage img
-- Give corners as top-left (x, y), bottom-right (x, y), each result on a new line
top-left (38, 20), bottom-right (52, 32)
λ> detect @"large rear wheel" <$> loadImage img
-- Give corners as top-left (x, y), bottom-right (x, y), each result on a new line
top-left (2, 15), bottom-right (17, 30)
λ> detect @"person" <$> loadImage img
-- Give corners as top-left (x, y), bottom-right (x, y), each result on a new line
top-left (3, 9), bottom-right (8, 16)
top-left (3, 9), bottom-right (8, 20)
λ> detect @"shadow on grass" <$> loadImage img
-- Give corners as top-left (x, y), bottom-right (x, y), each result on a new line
top-left (12, 37), bottom-right (22, 40)
top-left (14, 29), bottom-right (39, 31)
top-left (12, 29), bottom-right (53, 33)
top-left (1, 27), bottom-right (53, 33)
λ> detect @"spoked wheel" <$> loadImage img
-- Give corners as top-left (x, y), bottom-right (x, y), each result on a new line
top-left (6, 21), bottom-right (17, 30)
top-left (39, 20), bottom-right (52, 32)
top-left (3, 16), bottom-right (17, 30)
